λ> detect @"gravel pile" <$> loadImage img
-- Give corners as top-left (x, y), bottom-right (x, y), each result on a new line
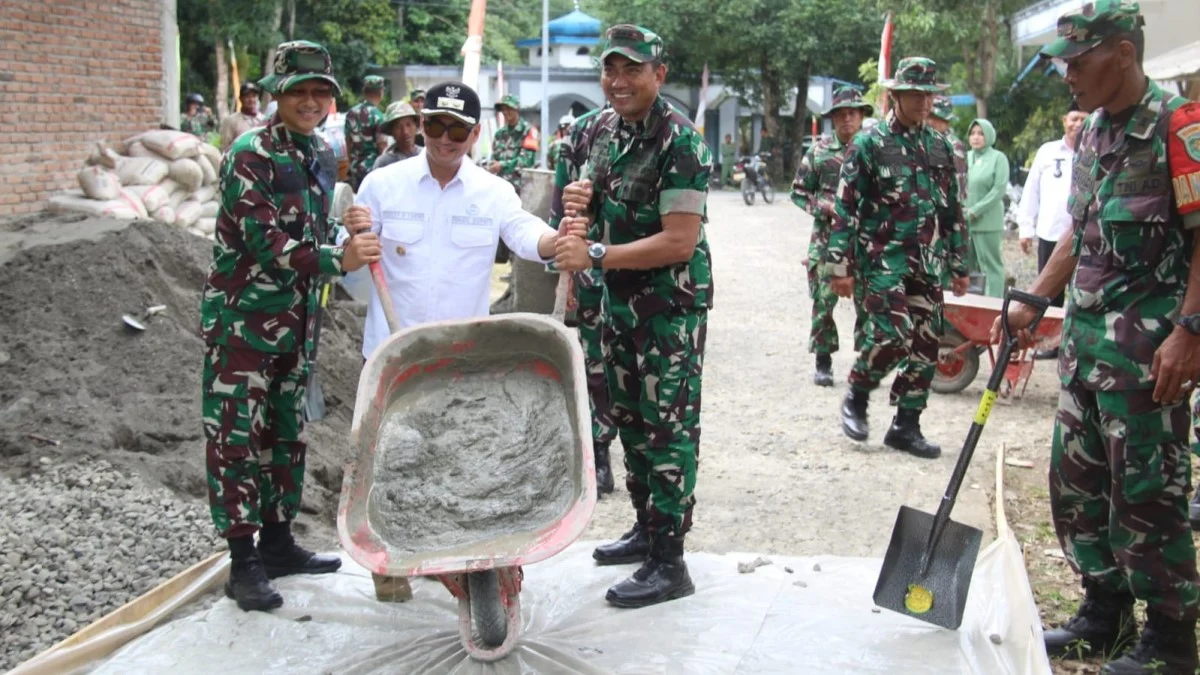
top-left (0, 458), bottom-right (220, 671)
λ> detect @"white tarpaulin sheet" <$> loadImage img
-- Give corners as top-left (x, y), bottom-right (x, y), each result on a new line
top-left (78, 537), bottom-right (1051, 675)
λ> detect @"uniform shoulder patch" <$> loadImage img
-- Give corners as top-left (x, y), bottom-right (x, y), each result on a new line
top-left (1177, 121), bottom-right (1200, 163)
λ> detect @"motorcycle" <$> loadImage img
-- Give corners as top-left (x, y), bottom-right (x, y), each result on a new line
top-left (737, 153), bottom-right (775, 206)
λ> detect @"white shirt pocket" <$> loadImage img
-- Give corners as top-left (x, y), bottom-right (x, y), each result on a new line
top-left (381, 210), bottom-right (426, 244)
top-left (449, 216), bottom-right (497, 249)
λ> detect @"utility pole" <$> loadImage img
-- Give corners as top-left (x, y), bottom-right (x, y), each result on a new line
top-left (538, 0), bottom-right (549, 167)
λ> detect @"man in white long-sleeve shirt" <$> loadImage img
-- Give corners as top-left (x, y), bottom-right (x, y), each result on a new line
top-left (345, 81), bottom-right (572, 361)
top-left (1016, 101), bottom-right (1089, 309)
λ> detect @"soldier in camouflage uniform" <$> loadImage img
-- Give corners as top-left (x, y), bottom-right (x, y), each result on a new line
top-left (181, 93), bottom-right (216, 137)
top-left (344, 75), bottom-right (386, 191)
top-left (791, 84), bottom-right (872, 387)
top-left (999, 3), bottom-right (1200, 672)
top-left (489, 94), bottom-right (539, 192)
top-left (201, 40), bottom-right (382, 612)
top-left (826, 57), bottom-right (970, 460)
top-left (549, 105), bottom-right (616, 498)
top-left (556, 25), bottom-right (712, 609)
top-left (928, 97), bottom-right (969, 216)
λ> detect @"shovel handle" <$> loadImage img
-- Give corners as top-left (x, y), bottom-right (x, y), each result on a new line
top-left (919, 287), bottom-right (1053, 575)
top-left (369, 261), bottom-right (402, 334)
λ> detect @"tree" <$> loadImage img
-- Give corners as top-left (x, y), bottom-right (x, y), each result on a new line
top-left (178, 0), bottom-right (279, 117)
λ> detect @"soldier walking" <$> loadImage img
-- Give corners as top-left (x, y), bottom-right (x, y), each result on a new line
top-left (489, 94), bottom-right (539, 192)
top-left (201, 40), bottom-right (381, 612)
top-left (826, 57), bottom-right (970, 459)
top-left (791, 84), bottom-right (872, 387)
top-left (549, 105), bottom-right (616, 497)
top-left (556, 25), bottom-right (713, 609)
top-left (345, 75), bottom-right (386, 191)
top-left (998, 3), bottom-right (1200, 672)
top-left (181, 93), bottom-right (216, 138)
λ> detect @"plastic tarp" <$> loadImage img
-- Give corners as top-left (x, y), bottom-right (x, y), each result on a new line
top-left (76, 538), bottom-right (1051, 675)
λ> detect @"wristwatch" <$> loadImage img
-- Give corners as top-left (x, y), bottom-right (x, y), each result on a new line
top-left (587, 242), bottom-right (607, 269)
top-left (1177, 313), bottom-right (1200, 336)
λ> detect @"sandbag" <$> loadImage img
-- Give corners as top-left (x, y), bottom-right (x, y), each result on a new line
top-left (154, 206), bottom-right (177, 224)
top-left (140, 130), bottom-right (201, 160)
top-left (158, 178), bottom-right (182, 196)
top-left (116, 156), bottom-right (170, 186)
top-left (125, 184), bottom-right (171, 213)
top-left (168, 158), bottom-right (204, 192)
top-left (116, 187), bottom-right (148, 219)
top-left (197, 154), bottom-right (218, 186)
top-left (175, 200), bottom-right (203, 228)
top-left (199, 200), bottom-right (219, 218)
top-left (86, 142), bottom-right (120, 169)
top-left (77, 166), bottom-right (121, 201)
top-left (49, 192), bottom-right (138, 219)
top-left (191, 185), bottom-right (217, 204)
top-left (194, 217), bottom-right (217, 235)
top-left (167, 187), bottom-right (189, 211)
top-left (125, 141), bottom-right (157, 159)
top-left (198, 142), bottom-right (223, 169)
top-left (120, 133), bottom-right (146, 153)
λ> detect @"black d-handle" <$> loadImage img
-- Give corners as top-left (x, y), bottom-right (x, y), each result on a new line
top-left (1001, 289), bottom-right (1052, 344)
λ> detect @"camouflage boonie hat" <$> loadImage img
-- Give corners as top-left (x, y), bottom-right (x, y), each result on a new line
top-left (259, 40), bottom-right (341, 95)
top-left (823, 84), bottom-right (874, 118)
top-left (363, 75), bottom-right (386, 92)
top-left (882, 57), bottom-right (949, 93)
top-left (930, 96), bottom-right (958, 122)
top-left (381, 101), bottom-right (418, 132)
top-left (600, 24), bottom-right (663, 64)
top-left (496, 94), bottom-right (520, 110)
top-left (1040, 0), bottom-right (1144, 60)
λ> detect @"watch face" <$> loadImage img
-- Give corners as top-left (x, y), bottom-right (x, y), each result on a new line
top-left (1186, 315), bottom-right (1200, 333)
top-left (588, 242), bottom-right (605, 258)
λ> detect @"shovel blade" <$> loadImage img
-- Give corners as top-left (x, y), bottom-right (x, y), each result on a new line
top-left (304, 372), bottom-right (326, 422)
top-left (873, 505), bottom-right (983, 630)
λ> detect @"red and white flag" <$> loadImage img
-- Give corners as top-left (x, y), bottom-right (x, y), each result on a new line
top-left (878, 12), bottom-right (894, 117)
top-left (694, 62), bottom-right (710, 133)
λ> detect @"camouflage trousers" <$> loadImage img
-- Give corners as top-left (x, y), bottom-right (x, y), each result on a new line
top-left (849, 272), bottom-right (942, 411)
top-left (806, 260), bottom-right (841, 355)
top-left (607, 309), bottom-right (706, 537)
top-left (348, 159), bottom-right (371, 193)
top-left (1050, 376), bottom-right (1199, 619)
top-left (202, 345), bottom-right (309, 539)
top-left (575, 278), bottom-right (617, 446)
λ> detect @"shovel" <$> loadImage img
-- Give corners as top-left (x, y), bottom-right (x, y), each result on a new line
top-left (303, 282), bottom-right (332, 422)
top-left (873, 287), bottom-right (1051, 629)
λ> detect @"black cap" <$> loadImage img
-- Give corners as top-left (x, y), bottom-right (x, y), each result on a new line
top-left (420, 82), bottom-right (480, 126)
top-left (240, 81), bottom-right (262, 97)
top-left (1068, 99), bottom-right (1080, 113)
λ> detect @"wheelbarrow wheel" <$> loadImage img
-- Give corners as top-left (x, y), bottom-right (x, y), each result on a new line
top-left (932, 330), bottom-right (979, 394)
top-left (468, 570), bottom-right (507, 648)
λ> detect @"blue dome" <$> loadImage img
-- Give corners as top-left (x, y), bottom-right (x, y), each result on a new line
top-left (547, 10), bottom-right (601, 38)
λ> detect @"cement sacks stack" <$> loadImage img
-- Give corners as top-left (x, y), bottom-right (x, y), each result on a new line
top-left (50, 130), bottom-right (224, 239)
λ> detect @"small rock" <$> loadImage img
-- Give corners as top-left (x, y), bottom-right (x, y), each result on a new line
top-left (989, 633), bottom-right (1002, 645)
top-left (812, 563), bottom-right (822, 572)
top-left (737, 556), bottom-right (772, 574)
top-left (69, 594), bottom-right (89, 608)
top-left (39, 457), bottom-right (51, 466)
top-left (793, 580), bottom-right (807, 588)
top-left (783, 566), bottom-right (794, 574)
top-left (871, 608), bottom-right (881, 614)
top-left (296, 615), bottom-right (313, 622)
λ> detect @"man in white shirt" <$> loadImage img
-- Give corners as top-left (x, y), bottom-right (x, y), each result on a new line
top-left (344, 81), bottom-right (572, 360)
top-left (1017, 101), bottom-right (1089, 309)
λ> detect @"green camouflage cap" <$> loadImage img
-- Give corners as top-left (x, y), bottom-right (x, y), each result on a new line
top-left (259, 40), bottom-right (341, 95)
top-left (381, 101), bottom-right (418, 132)
top-left (600, 24), bottom-right (663, 64)
top-left (496, 94), bottom-right (521, 110)
top-left (930, 96), bottom-right (958, 122)
top-left (363, 75), bottom-right (386, 91)
top-left (882, 57), bottom-right (949, 93)
top-left (823, 84), bottom-right (874, 117)
top-left (1040, 0), bottom-right (1144, 60)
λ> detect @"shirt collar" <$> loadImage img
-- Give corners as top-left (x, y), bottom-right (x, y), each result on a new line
top-left (1096, 78), bottom-right (1165, 142)
top-left (618, 96), bottom-right (669, 140)
top-left (885, 111), bottom-right (921, 137)
top-left (418, 153), bottom-right (466, 188)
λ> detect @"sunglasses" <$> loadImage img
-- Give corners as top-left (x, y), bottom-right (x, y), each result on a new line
top-left (423, 118), bottom-right (473, 143)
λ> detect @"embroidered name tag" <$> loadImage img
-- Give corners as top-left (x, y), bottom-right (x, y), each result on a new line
top-left (450, 215), bottom-right (493, 227)
top-left (1112, 176), bottom-right (1166, 196)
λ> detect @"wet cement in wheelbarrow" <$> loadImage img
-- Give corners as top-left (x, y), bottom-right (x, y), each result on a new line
top-left (368, 368), bottom-right (575, 556)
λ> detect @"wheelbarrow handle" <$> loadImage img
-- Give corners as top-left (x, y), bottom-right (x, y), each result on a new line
top-left (369, 261), bottom-right (402, 334)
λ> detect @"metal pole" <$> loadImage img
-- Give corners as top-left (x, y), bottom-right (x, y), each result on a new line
top-left (539, 0), bottom-right (549, 167)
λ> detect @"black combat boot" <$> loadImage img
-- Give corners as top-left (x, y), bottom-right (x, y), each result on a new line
top-left (257, 521), bottom-right (342, 579)
top-left (605, 533), bottom-right (695, 608)
top-left (883, 408), bottom-right (942, 459)
top-left (1101, 610), bottom-right (1197, 674)
top-left (224, 536), bottom-right (283, 612)
top-left (592, 522), bottom-right (651, 565)
top-left (594, 441), bottom-right (615, 496)
top-left (840, 389), bottom-right (869, 441)
top-left (1044, 580), bottom-right (1136, 659)
top-left (1189, 490), bottom-right (1200, 532)
top-left (814, 354), bottom-right (834, 387)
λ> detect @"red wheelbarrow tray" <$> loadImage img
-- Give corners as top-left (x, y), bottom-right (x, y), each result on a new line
top-left (944, 293), bottom-right (1066, 343)
top-left (337, 313), bottom-right (597, 578)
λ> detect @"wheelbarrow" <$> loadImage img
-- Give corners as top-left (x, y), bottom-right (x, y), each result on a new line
top-left (932, 293), bottom-right (1066, 399)
top-left (337, 263), bottom-right (595, 662)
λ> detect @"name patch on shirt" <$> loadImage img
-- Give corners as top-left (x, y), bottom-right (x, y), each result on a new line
top-left (450, 215), bottom-right (494, 227)
top-left (384, 210), bottom-right (426, 221)
top-left (1113, 176), bottom-right (1166, 196)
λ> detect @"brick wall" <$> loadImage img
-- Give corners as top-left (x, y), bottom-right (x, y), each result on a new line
top-left (0, 0), bottom-right (164, 216)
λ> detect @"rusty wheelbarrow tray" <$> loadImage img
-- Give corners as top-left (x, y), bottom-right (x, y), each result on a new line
top-left (933, 293), bottom-right (1066, 399)
top-left (337, 313), bottom-right (596, 662)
